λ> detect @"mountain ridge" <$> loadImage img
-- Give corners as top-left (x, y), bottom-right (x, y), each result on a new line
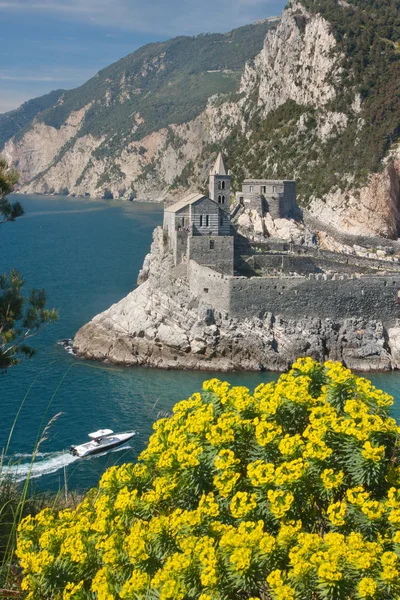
top-left (2, 1), bottom-right (400, 239)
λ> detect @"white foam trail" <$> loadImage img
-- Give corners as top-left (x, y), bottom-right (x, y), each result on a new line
top-left (3, 452), bottom-right (78, 482)
top-left (2, 444), bottom-right (134, 482)
top-left (13, 451), bottom-right (49, 459)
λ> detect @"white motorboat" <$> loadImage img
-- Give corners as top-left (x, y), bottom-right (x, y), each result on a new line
top-left (69, 429), bottom-right (136, 458)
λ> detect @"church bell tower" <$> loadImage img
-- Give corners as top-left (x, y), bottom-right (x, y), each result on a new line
top-left (209, 152), bottom-right (230, 213)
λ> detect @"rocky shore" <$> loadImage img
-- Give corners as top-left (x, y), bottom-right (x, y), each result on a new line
top-left (74, 228), bottom-right (400, 372)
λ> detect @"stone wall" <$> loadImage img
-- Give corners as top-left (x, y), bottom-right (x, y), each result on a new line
top-left (188, 236), bottom-right (234, 275)
top-left (248, 253), bottom-right (398, 276)
top-left (188, 261), bottom-right (231, 313)
top-left (188, 260), bottom-right (400, 325)
top-left (249, 242), bottom-right (400, 273)
top-left (249, 254), bottom-right (322, 275)
top-left (228, 275), bottom-right (400, 323)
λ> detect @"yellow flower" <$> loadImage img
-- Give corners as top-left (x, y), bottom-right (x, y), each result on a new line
top-left (268, 490), bottom-right (294, 519)
top-left (254, 418), bottom-right (282, 446)
top-left (358, 577), bottom-right (376, 598)
top-left (15, 360), bottom-right (400, 600)
top-left (230, 547), bottom-right (252, 573)
top-left (278, 434), bottom-right (304, 456)
top-left (120, 570), bottom-right (149, 598)
top-left (346, 486), bottom-right (370, 506)
top-left (230, 492), bottom-right (257, 518)
top-left (361, 441), bottom-right (385, 463)
top-left (214, 449), bottom-right (240, 470)
top-left (274, 458), bottom-right (308, 486)
top-left (63, 581), bottom-right (84, 600)
top-left (318, 562), bottom-right (342, 583)
top-left (198, 493), bottom-right (220, 517)
top-left (327, 501), bottom-right (347, 527)
top-left (303, 438), bottom-right (332, 461)
top-left (361, 500), bottom-right (384, 521)
top-left (247, 460), bottom-right (275, 486)
top-left (320, 469), bottom-right (344, 490)
top-left (213, 470), bottom-right (240, 498)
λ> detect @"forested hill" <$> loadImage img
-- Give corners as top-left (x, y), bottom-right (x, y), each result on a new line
top-left (2, 1), bottom-right (400, 241)
top-left (0, 20), bottom-right (274, 153)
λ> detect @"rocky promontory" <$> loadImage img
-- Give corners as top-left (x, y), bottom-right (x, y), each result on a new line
top-left (74, 228), bottom-right (400, 372)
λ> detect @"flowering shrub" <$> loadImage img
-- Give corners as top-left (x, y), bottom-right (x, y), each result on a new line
top-left (17, 359), bottom-right (400, 600)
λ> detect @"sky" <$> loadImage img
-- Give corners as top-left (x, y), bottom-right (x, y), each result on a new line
top-left (0, 0), bottom-right (286, 114)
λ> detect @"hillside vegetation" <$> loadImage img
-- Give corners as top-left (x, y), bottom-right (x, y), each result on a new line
top-left (16, 359), bottom-right (400, 600)
top-left (0, 21), bottom-right (274, 156)
top-left (214, 0), bottom-right (400, 204)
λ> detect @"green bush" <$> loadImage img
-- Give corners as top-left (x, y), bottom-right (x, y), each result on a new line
top-left (17, 358), bottom-right (400, 600)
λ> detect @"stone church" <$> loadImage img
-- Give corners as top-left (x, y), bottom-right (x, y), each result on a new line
top-left (163, 153), bottom-right (298, 276)
top-left (163, 153), bottom-right (235, 275)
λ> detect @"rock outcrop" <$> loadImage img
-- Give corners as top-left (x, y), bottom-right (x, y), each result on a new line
top-left (309, 158), bottom-right (400, 239)
top-left (73, 228), bottom-right (398, 372)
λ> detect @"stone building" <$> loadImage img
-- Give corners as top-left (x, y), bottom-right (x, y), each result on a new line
top-left (163, 153), bottom-right (300, 276)
top-left (235, 178), bottom-right (297, 219)
top-left (163, 153), bottom-right (234, 275)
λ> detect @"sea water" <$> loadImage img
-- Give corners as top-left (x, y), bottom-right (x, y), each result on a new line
top-left (0, 195), bottom-right (399, 492)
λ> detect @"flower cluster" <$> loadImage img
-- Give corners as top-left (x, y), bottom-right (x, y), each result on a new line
top-left (17, 359), bottom-right (400, 599)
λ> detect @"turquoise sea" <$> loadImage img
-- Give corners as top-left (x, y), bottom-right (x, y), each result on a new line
top-left (1, 194), bottom-right (400, 492)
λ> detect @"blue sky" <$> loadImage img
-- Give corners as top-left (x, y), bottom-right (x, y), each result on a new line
top-left (0, 0), bottom-right (286, 114)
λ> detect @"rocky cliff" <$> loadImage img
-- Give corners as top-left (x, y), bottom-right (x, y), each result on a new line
top-left (2, 1), bottom-right (400, 239)
top-left (73, 227), bottom-right (400, 372)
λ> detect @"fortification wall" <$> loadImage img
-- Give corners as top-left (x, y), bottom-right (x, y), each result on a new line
top-left (188, 261), bottom-right (231, 313)
top-left (248, 253), bottom-right (397, 276)
top-left (249, 254), bottom-right (322, 275)
top-left (228, 275), bottom-right (400, 323)
top-left (249, 242), bottom-right (400, 272)
top-left (188, 257), bottom-right (400, 324)
top-left (188, 236), bottom-right (234, 275)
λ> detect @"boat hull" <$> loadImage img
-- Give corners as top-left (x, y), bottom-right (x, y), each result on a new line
top-left (70, 432), bottom-right (136, 458)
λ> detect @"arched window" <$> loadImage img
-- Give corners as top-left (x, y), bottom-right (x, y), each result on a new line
top-left (221, 195), bottom-right (225, 204)
top-left (217, 181), bottom-right (222, 190)
top-left (200, 215), bottom-right (203, 227)
top-left (206, 215), bottom-right (209, 227)
top-left (222, 180), bottom-right (226, 190)
top-left (218, 195), bottom-right (222, 204)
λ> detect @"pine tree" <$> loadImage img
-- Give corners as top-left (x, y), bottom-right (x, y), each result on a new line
top-left (0, 156), bottom-right (57, 371)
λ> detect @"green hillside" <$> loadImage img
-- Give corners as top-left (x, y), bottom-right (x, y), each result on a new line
top-left (0, 20), bottom-right (275, 157)
top-left (0, 89), bottom-right (63, 149)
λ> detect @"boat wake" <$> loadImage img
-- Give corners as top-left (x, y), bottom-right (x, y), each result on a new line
top-left (1, 444), bottom-right (134, 482)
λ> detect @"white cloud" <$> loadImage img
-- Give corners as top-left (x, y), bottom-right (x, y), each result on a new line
top-left (0, 74), bottom-right (65, 82)
top-left (0, 67), bottom-right (98, 84)
top-left (0, 0), bottom-right (285, 35)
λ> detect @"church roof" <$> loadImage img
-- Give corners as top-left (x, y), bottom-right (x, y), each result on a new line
top-left (211, 152), bottom-right (227, 176)
top-left (165, 192), bottom-right (208, 213)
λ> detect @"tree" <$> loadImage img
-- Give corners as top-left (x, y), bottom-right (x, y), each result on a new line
top-left (0, 157), bottom-right (23, 224)
top-left (16, 358), bottom-right (400, 600)
top-left (0, 155), bottom-right (57, 370)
